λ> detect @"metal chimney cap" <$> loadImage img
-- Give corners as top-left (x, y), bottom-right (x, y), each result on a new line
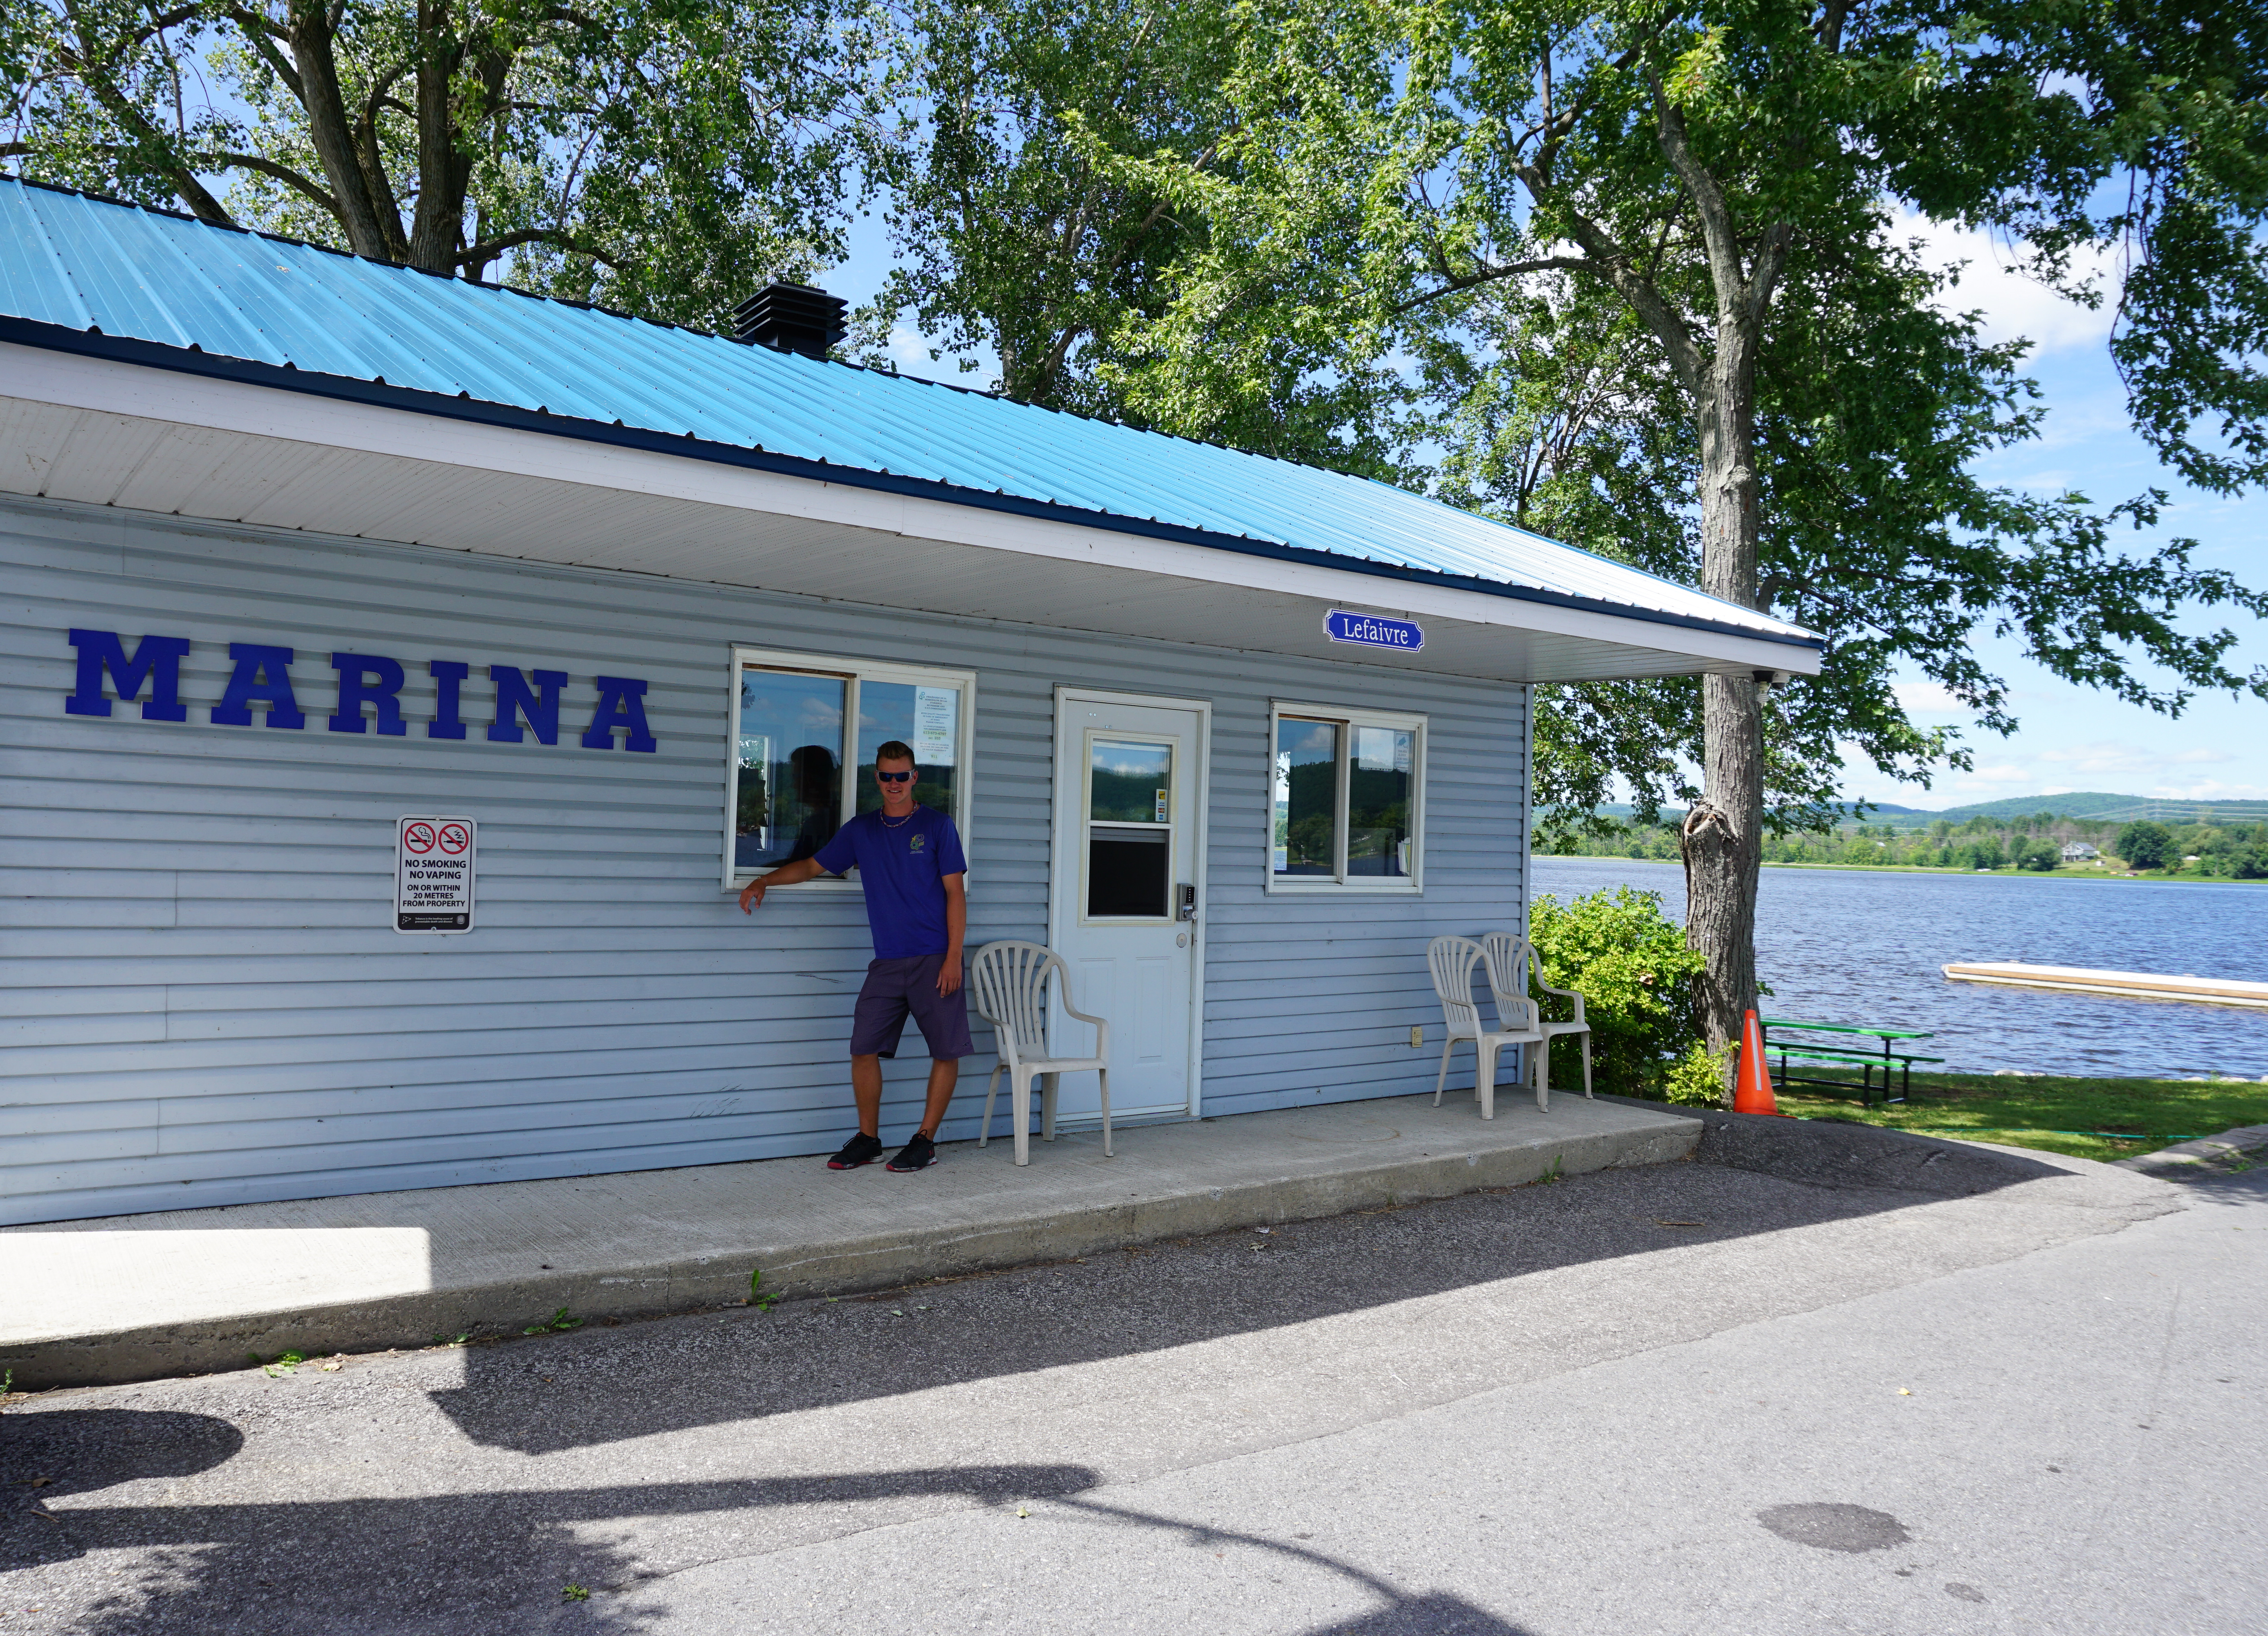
top-left (733, 283), bottom-right (847, 359)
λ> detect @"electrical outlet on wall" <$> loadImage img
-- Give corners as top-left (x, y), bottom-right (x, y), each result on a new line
top-left (1409, 1025), bottom-right (1424, 1048)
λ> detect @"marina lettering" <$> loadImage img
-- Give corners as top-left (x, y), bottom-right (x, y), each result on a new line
top-left (61, 629), bottom-right (657, 753)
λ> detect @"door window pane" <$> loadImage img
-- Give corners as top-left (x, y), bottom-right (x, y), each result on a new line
top-left (1090, 739), bottom-right (1172, 824)
top-left (736, 669), bottom-right (845, 869)
top-left (1347, 726), bottom-right (1415, 876)
top-left (1089, 827), bottom-right (1170, 917)
top-left (1273, 719), bottom-right (1339, 876)
top-left (855, 680), bottom-right (960, 818)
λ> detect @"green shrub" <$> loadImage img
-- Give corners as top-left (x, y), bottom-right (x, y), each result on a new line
top-left (1661, 1040), bottom-right (1734, 1106)
top-left (1528, 885), bottom-right (1709, 1100)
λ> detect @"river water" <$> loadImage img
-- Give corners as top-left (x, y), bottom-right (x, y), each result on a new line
top-left (1531, 856), bottom-right (2268, 1079)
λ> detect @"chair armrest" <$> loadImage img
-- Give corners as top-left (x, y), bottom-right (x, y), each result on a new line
top-left (1059, 1002), bottom-right (1109, 1058)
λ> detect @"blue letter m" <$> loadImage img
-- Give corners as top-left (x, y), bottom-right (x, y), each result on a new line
top-left (66, 629), bottom-right (191, 720)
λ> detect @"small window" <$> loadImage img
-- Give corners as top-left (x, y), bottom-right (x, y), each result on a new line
top-left (1268, 702), bottom-right (1424, 892)
top-left (1087, 736), bottom-right (1174, 918)
top-left (725, 648), bottom-right (975, 888)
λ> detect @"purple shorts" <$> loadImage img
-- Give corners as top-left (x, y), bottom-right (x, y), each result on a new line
top-left (849, 954), bottom-right (975, 1060)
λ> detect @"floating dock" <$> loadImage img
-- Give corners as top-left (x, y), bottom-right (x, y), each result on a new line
top-left (1942, 961), bottom-right (2268, 1009)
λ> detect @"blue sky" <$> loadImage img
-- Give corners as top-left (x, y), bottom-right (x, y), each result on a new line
top-left (819, 206), bottom-right (2263, 812)
top-left (1864, 214), bottom-right (2268, 809)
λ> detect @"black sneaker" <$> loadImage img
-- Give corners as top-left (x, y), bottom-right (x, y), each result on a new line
top-left (886, 1132), bottom-right (938, 1172)
top-left (827, 1132), bottom-right (884, 1171)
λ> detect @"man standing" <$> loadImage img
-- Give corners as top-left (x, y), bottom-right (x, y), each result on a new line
top-left (740, 740), bottom-right (971, 1172)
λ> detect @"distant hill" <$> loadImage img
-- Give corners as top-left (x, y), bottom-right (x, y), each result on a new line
top-left (1584, 802), bottom-right (1923, 821)
top-left (1864, 792), bottom-right (2268, 828)
top-left (1562, 793), bottom-right (2268, 829)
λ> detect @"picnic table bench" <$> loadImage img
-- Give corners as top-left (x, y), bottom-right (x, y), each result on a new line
top-left (1760, 1018), bottom-right (1943, 1107)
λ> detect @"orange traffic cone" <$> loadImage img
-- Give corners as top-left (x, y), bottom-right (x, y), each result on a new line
top-left (1732, 1008), bottom-right (1780, 1115)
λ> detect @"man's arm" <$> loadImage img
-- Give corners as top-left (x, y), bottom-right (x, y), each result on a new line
top-left (740, 855), bottom-right (825, 912)
top-left (938, 872), bottom-right (967, 994)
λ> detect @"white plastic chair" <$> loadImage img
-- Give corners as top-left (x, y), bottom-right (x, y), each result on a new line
top-left (1427, 935), bottom-right (1544, 1120)
top-left (967, 940), bottom-right (1112, 1166)
top-left (1482, 934), bottom-right (1592, 1112)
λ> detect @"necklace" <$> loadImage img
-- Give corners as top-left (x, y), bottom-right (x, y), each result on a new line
top-left (879, 805), bottom-right (914, 829)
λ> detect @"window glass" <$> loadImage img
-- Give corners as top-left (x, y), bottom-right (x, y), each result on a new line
top-left (855, 680), bottom-right (960, 818)
top-left (736, 669), bottom-right (845, 870)
top-left (1347, 726), bottom-right (1415, 877)
top-left (1273, 719), bottom-right (1340, 875)
top-left (1089, 827), bottom-right (1170, 917)
top-left (1090, 739), bottom-right (1172, 824)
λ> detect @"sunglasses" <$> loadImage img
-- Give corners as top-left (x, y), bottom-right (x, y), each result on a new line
top-left (876, 769), bottom-right (914, 783)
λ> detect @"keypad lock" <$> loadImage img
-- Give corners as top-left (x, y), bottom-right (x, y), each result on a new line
top-left (1177, 883), bottom-right (1197, 921)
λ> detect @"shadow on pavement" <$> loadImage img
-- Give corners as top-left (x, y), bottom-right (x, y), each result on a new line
top-left (424, 1117), bottom-right (2064, 1456)
top-left (2, 1443), bottom-right (1098, 1632)
top-left (0, 1409), bottom-right (242, 1490)
top-left (1055, 1497), bottom-right (1541, 1636)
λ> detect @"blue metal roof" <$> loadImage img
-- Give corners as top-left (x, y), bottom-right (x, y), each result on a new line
top-left (0, 178), bottom-right (1816, 649)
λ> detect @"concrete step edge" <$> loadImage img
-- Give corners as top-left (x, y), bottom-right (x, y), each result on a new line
top-left (2, 1118), bottom-right (1696, 1390)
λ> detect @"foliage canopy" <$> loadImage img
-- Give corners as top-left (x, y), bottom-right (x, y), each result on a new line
top-left (0, 0), bottom-right (880, 326)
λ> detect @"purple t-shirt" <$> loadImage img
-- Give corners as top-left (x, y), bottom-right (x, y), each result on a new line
top-left (813, 805), bottom-right (968, 960)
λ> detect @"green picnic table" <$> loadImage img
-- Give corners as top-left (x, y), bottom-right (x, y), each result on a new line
top-left (1760, 1018), bottom-right (1943, 1107)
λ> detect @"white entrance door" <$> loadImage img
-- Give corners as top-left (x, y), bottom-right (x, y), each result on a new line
top-left (1047, 688), bottom-right (1209, 1121)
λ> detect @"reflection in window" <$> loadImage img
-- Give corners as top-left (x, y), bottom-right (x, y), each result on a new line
top-left (1347, 727), bottom-right (1414, 876)
top-left (854, 680), bottom-right (961, 818)
top-left (1273, 719), bottom-right (1339, 876)
top-left (736, 670), bottom-right (845, 870)
top-left (729, 656), bottom-right (974, 884)
top-left (1091, 739), bottom-right (1172, 823)
top-left (1268, 706), bottom-right (1424, 888)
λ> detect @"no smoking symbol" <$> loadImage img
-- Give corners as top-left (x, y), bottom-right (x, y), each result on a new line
top-left (402, 822), bottom-right (437, 855)
top-left (437, 823), bottom-right (469, 856)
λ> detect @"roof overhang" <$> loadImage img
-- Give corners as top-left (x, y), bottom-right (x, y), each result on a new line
top-left (0, 334), bottom-right (1821, 685)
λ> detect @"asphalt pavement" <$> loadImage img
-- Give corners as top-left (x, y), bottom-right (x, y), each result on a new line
top-left (3, 1120), bottom-right (2259, 1635)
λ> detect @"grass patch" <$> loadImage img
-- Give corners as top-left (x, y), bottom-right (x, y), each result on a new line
top-left (1771, 1071), bottom-right (2268, 1164)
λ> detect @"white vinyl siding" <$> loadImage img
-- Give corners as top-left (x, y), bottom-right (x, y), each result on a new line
top-left (0, 492), bottom-right (1528, 1225)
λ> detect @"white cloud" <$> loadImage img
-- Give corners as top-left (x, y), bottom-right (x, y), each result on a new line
top-left (1893, 681), bottom-right (1965, 714)
top-left (888, 325), bottom-right (933, 366)
top-left (1895, 209), bottom-right (2118, 356)
top-left (2149, 776), bottom-right (2268, 801)
top-left (2031, 739), bottom-right (2203, 777)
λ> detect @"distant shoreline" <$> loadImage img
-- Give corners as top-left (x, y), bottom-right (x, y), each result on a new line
top-left (1535, 856), bottom-right (2268, 885)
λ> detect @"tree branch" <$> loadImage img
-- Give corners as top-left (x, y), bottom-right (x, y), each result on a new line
top-left (1392, 256), bottom-right (1596, 314)
top-left (1651, 90), bottom-right (1745, 310)
top-left (456, 226), bottom-right (615, 269)
top-left (206, 150), bottom-right (337, 212)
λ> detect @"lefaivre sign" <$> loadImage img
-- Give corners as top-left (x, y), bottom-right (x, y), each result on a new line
top-left (1323, 609), bottom-right (1424, 651)
top-left (397, 815), bottom-right (476, 933)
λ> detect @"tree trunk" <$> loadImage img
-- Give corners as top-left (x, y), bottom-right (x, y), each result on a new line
top-left (1680, 342), bottom-right (1765, 1068)
top-left (285, 4), bottom-right (397, 261)
top-left (407, 0), bottom-right (475, 275)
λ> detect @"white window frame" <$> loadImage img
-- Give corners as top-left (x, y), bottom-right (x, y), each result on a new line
top-left (1265, 699), bottom-right (1427, 895)
top-left (721, 645), bottom-right (977, 892)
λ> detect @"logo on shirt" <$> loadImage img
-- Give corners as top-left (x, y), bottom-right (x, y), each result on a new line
top-left (909, 833), bottom-right (926, 852)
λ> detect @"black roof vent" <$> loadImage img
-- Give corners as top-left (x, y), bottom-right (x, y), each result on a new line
top-left (733, 283), bottom-right (847, 358)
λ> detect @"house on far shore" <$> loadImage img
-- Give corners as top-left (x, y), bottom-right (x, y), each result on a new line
top-left (2061, 841), bottom-right (2101, 861)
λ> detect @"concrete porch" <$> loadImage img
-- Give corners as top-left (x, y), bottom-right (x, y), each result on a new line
top-left (2, 1091), bottom-right (1696, 1389)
